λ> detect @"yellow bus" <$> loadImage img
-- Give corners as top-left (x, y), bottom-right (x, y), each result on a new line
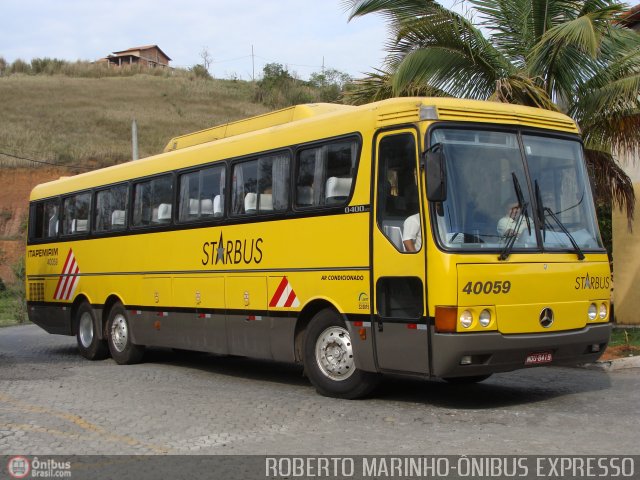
top-left (26, 97), bottom-right (611, 398)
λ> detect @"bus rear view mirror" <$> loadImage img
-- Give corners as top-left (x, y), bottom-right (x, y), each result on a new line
top-left (426, 151), bottom-right (446, 202)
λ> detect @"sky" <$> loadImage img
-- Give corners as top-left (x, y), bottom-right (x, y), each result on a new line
top-left (0, 0), bottom-right (460, 80)
top-left (1, 0), bottom-right (639, 81)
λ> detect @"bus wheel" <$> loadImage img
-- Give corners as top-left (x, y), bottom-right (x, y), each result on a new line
top-left (443, 374), bottom-right (492, 384)
top-left (303, 309), bottom-right (379, 399)
top-left (107, 304), bottom-right (145, 365)
top-left (76, 302), bottom-right (109, 360)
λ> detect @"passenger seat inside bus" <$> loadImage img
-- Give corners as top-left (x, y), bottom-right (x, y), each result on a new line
top-left (244, 193), bottom-right (257, 213)
top-left (259, 194), bottom-right (273, 211)
top-left (111, 210), bottom-right (125, 226)
top-left (383, 224), bottom-right (406, 252)
top-left (188, 199), bottom-right (199, 215)
top-left (153, 203), bottom-right (171, 223)
top-left (200, 199), bottom-right (214, 216)
top-left (244, 192), bottom-right (273, 213)
top-left (70, 219), bottom-right (88, 233)
top-left (213, 195), bottom-right (223, 217)
top-left (325, 177), bottom-right (352, 204)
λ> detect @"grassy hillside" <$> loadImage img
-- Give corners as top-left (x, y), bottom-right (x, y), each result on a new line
top-left (0, 74), bottom-right (268, 170)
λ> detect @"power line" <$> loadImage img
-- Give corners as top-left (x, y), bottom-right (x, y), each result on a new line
top-left (0, 150), bottom-right (91, 172)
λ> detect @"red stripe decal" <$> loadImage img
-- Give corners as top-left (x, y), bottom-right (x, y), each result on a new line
top-left (54, 250), bottom-right (74, 299)
top-left (63, 264), bottom-right (79, 300)
top-left (269, 277), bottom-right (289, 307)
top-left (283, 289), bottom-right (297, 308)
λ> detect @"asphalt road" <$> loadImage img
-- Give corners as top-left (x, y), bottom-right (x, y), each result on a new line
top-left (1, 324), bottom-right (638, 455)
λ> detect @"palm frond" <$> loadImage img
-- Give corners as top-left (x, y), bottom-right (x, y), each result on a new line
top-left (385, 6), bottom-right (514, 96)
top-left (585, 148), bottom-right (635, 229)
top-left (343, 69), bottom-right (447, 105)
top-left (492, 73), bottom-right (557, 109)
top-left (343, 0), bottom-right (640, 223)
top-left (469, 0), bottom-right (536, 65)
top-left (342, 0), bottom-right (432, 22)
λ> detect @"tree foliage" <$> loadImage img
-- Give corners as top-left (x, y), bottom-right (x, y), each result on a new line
top-left (344, 0), bottom-right (640, 222)
top-left (255, 63), bottom-right (354, 108)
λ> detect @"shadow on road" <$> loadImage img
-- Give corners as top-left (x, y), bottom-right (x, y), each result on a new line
top-left (139, 347), bottom-right (612, 409)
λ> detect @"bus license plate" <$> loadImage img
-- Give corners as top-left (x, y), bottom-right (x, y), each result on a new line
top-left (525, 352), bottom-right (553, 365)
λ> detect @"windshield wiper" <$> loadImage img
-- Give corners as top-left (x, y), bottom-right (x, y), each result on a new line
top-left (498, 202), bottom-right (528, 260)
top-left (534, 180), bottom-right (546, 241)
top-left (498, 173), bottom-right (531, 261)
top-left (541, 206), bottom-right (586, 260)
top-left (534, 179), bottom-right (585, 260)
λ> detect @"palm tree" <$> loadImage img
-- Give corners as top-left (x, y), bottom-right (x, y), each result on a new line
top-left (344, 0), bottom-right (640, 223)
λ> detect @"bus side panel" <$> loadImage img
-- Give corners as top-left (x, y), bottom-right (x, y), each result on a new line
top-left (225, 276), bottom-right (272, 359)
top-left (28, 304), bottom-right (72, 336)
top-left (269, 315), bottom-right (297, 363)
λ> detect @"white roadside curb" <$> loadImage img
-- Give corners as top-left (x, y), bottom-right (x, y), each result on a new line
top-left (579, 355), bottom-right (640, 371)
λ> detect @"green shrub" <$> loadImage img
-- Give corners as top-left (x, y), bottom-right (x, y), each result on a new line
top-left (9, 58), bottom-right (31, 74)
top-left (255, 63), bottom-right (314, 108)
top-left (10, 256), bottom-right (26, 324)
top-left (190, 64), bottom-right (212, 80)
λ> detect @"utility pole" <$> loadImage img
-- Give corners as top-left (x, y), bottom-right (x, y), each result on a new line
top-left (131, 119), bottom-right (139, 161)
top-left (251, 45), bottom-right (255, 81)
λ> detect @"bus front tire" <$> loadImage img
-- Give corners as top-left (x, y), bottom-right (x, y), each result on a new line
top-left (76, 301), bottom-right (109, 360)
top-left (303, 309), bottom-right (379, 399)
top-left (107, 304), bottom-right (145, 365)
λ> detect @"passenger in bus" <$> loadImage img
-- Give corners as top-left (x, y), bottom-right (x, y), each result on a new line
top-left (402, 213), bottom-right (421, 252)
top-left (497, 202), bottom-right (527, 238)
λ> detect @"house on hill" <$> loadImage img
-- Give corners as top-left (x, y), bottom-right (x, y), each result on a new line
top-left (620, 4), bottom-right (640, 32)
top-left (100, 45), bottom-right (171, 68)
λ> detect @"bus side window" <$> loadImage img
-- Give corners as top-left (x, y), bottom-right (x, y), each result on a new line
top-left (232, 153), bottom-right (289, 216)
top-left (94, 184), bottom-right (128, 232)
top-left (62, 192), bottom-right (91, 235)
top-left (29, 199), bottom-right (59, 240)
top-left (178, 165), bottom-right (226, 222)
top-left (133, 175), bottom-right (173, 226)
top-left (295, 139), bottom-right (358, 208)
top-left (376, 133), bottom-right (419, 252)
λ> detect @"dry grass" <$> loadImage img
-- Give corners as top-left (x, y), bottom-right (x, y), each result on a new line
top-left (0, 75), bottom-right (268, 169)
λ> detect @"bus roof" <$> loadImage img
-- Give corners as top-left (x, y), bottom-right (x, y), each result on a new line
top-left (163, 103), bottom-right (355, 153)
top-left (30, 97), bottom-right (579, 201)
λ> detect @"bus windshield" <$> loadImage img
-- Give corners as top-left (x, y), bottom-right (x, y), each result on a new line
top-left (430, 128), bottom-right (603, 253)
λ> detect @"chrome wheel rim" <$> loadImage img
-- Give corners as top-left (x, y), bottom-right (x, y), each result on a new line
top-left (78, 312), bottom-right (94, 348)
top-left (111, 314), bottom-right (129, 353)
top-left (315, 326), bottom-right (355, 381)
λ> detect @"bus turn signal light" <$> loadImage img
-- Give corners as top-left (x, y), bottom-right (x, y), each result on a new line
top-left (435, 306), bottom-right (457, 333)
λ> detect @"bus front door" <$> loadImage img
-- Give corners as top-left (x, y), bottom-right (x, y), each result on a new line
top-left (372, 130), bottom-right (429, 374)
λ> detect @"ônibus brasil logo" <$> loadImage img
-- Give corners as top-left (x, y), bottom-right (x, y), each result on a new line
top-left (7, 456), bottom-right (30, 479)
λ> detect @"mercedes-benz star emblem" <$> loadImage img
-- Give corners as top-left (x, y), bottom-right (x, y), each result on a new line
top-left (539, 307), bottom-right (554, 328)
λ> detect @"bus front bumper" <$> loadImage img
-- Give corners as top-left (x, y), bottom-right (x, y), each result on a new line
top-left (431, 323), bottom-right (612, 379)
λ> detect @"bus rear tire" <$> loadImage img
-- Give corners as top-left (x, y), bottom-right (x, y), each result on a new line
top-left (76, 301), bottom-right (109, 360)
top-left (303, 308), bottom-right (379, 399)
top-left (107, 303), bottom-right (145, 365)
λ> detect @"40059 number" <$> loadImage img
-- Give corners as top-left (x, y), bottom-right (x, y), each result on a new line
top-left (462, 280), bottom-right (511, 295)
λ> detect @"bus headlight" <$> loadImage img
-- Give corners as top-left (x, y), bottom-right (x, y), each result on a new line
top-left (599, 303), bottom-right (607, 320)
top-left (479, 309), bottom-right (491, 327)
top-left (460, 310), bottom-right (473, 328)
top-left (588, 303), bottom-right (597, 321)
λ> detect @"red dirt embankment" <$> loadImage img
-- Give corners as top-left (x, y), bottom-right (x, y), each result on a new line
top-left (0, 167), bottom-right (68, 284)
